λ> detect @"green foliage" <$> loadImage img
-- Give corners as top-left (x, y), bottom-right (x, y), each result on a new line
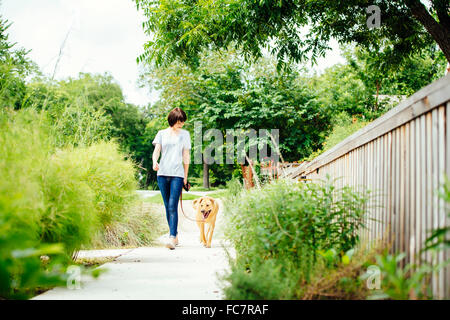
top-left (363, 253), bottom-right (433, 300)
top-left (0, 107), bottom-right (141, 298)
top-left (299, 244), bottom-right (382, 299)
top-left (0, 108), bottom-right (68, 299)
top-left (50, 141), bottom-right (138, 227)
top-left (343, 45), bottom-right (447, 98)
top-left (141, 50), bottom-right (333, 164)
top-left (221, 258), bottom-right (297, 300)
top-left (361, 175), bottom-right (450, 300)
top-left (143, 192), bottom-right (201, 204)
top-left (38, 140), bottom-right (139, 253)
top-left (323, 114), bottom-right (369, 152)
top-left (89, 201), bottom-right (167, 248)
top-left (0, 16), bottom-right (38, 109)
top-left (0, 14), bottom-right (161, 298)
top-left (24, 72), bottom-right (153, 189)
top-left (135, 0), bottom-right (449, 71)
top-left (304, 113), bottom-right (370, 161)
top-left (0, 239), bottom-right (68, 299)
top-left (221, 177), bottom-right (370, 298)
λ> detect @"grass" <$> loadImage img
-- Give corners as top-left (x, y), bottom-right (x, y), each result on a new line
top-left (190, 186), bottom-right (221, 191)
top-left (87, 200), bottom-right (167, 249)
top-left (142, 193), bottom-right (202, 204)
top-left (75, 256), bottom-right (117, 267)
top-left (142, 188), bottom-right (228, 205)
top-left (31, 255), bottom-right (116, 298)
top-left (304, 113), bottom-right (370, 161)
top-left (221, 177), bottom-right (370, 299)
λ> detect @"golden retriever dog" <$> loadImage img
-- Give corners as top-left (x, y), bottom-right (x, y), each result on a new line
top-left (192, 196), bottom-right (219, 248)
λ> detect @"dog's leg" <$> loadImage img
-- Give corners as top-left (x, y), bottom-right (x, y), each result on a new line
top-left (197, 222), bottom-right (206, 245)
top-left (206, 223), bottom-right (215, 248)
top-left (205, 225), bottom-right (211, 245)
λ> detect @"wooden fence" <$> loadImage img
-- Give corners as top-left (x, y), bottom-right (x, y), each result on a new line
top-left (279, 74), bottom-right (450, 299)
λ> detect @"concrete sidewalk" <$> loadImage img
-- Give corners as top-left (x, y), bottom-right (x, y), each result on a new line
top-left (33, 198), bottom-right (233, 300)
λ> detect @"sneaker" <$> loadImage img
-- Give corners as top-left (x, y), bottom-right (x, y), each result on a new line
top-left (166, 237), bottom-right (176, 250)
top-left (175, 235), bottom-right (179, 246)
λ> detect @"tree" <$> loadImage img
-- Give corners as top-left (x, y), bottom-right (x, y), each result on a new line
top-left (0, 15), bottom-right (37, 109)
top-left (308, 43), bottom-right (447, 121)
top-left (140, 49), bottom-right (333, 181)
top-left (24, 72), bottom-right (153, 188)
top-left (134, 0), bottom-right (450, 71)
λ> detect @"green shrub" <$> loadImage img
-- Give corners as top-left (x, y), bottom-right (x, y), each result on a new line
top-left (221, 258), bottom-right (298, 300)
top-left (50, 141), bottom-right (138, 227)
top-left (39, 148), bottom-right (99, 254)
top-left (0, 108), bottom-right (68, 298)
top-left (89, 201), bottom-right (167, 248)
top-left (222, 177), bottom-right (369, 299)
top-left (304, 112), bottom-right (370, 161)
top-left (38, 137), bottom-right (138, 254)
top-left (0, 107), bottom-right (141, 298)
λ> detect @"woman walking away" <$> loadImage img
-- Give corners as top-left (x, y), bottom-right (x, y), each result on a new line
top-left (152, 107), bottom-right (191, 250)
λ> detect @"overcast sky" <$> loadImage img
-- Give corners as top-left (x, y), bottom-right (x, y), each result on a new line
top-left (1, 0), bottom-right (345, 107)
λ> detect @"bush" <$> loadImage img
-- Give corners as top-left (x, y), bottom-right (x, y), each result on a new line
top-left (89, 201), bottom-right (167, 248)
top-left (222, 177), bottom-right (369, 299)
top-left (50, 141), bottom-right (138, 227)
top-left (0, 108), bottom-right (69, 298)
top-left (0, 107), bottom-right (141, 298)
top-left (221, 258), bottom-right (298, 300)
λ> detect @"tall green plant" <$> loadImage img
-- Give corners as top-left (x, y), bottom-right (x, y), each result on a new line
top-left (222, 177), bottom-right (369, 298)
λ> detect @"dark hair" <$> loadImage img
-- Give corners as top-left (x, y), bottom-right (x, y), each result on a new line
top-left (167, 107), bottom-right (187, 127)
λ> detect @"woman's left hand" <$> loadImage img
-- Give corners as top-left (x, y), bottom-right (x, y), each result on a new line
top-left (183, 177), bottom-right (187, 186)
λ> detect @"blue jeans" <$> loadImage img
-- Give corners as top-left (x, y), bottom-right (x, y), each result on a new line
top-left (157, 175), bottom-right (184, 238)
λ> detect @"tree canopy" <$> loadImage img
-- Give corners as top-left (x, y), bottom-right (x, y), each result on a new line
top-left (135, 0), bottom-right (450, 71)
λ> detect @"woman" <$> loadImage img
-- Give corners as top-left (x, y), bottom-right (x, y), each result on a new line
top-left (152, 107), bottom-right (191, 250)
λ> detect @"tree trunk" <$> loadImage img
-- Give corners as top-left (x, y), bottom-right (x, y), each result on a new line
top-left (407, 0), bottom-right (450, 63)
top-left (240, 164), bottom-right (254, 189)
top-left (203, 162), bottom-right (210, 189)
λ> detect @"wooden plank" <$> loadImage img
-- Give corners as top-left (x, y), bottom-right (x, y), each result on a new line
top-left (376, 137), bottom-right (381, 240)
top-left (369, 141), bottom-right (374, 244)
top-left (363, 144), bottom-right (369, 244)
top-left (379, 136), bottom-right (384, 241)
top-left (420, 114), bottom-right (427, 262)
top-left (431, 108), bottom-right (439, 295)
top-left (410, 119), bottom-right (416, 265)
top-left (404, 123), bottom-right (410, 265)
top-left (384, 132), bottom-right (389, 239)
top-left (399, 126), bottom-right (405, 264)
top-left (446, 102), bottom-right (450, 299)
top-left (437, 105), bottom-right (445, 298)
top-left (387, 131), bottom-right (393, 240)
top-left (426, 112), bottom-right (433, 274)
top-left (396, 127), bottom-right (401, 255)
top-left (392, 128), bottom-right (398, 252)
top-left (414, 117), bottom-right (421, 265)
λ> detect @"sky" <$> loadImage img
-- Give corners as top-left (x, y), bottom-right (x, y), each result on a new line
top-left (1, 0), bottom-right (345, 107)
top-left (1, 0), bottom-right (157, 106)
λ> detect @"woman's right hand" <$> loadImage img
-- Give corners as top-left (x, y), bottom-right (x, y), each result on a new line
top-left (153, 162), bottom-right (159, 171)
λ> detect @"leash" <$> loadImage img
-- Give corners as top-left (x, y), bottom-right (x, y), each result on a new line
top-left (179, 190), bottom-right (205, 223)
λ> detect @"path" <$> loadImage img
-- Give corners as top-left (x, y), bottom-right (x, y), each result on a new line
top-left (33, 191), bottom-right (233, 300)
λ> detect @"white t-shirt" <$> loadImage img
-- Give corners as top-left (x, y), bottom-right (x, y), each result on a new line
top-left (152, 128), bottom-right (191, 178)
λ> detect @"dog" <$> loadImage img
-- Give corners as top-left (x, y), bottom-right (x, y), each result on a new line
top-left (192, 196), bottom-right (219, 248)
